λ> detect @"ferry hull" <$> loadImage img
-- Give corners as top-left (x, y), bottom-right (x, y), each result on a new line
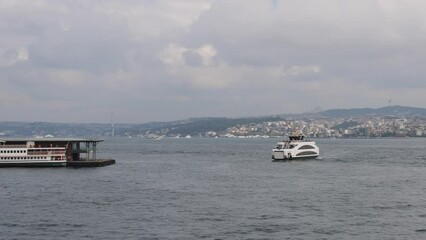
top-left (272, 150), bottom-right (319, 161)
top-left (272, 155), bottom-right (319, 161)
top-left (0, 161), bottom-right (66, 168)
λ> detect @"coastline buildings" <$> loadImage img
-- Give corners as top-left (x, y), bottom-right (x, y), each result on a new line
top-left (223, 116), bottom-right (426, 138)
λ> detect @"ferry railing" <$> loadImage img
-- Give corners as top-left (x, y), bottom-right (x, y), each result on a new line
top-left (0, 145), bottom-right (27, 148)
top-left (0, 145), bottom-right (66, 149)
top-left (27, 151), bottom-right (66, 155)
top-left (27, 151), bottom-right (49, 155)
top-left (50, 151), bottom-right (66, 154)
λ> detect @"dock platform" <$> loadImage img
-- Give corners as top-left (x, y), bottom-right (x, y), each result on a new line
top-left (66, 159), bottom-right (115, 168)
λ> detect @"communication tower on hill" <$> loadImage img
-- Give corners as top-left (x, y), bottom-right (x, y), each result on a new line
top-left (111, 112), bottom-right (115, 137)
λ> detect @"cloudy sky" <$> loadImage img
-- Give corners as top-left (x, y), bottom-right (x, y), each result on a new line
top-left (1, 0), bottom-right (426, 123)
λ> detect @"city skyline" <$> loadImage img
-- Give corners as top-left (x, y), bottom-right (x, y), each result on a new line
top-left (1, 1), bottom-right (426, 123)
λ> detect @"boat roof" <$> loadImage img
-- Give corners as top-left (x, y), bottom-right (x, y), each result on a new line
top-left (289, 135), bottom-right (304, 141)
top-left (0, 138), bottom-right (104, 143)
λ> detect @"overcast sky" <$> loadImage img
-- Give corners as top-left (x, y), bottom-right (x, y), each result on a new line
top-left (1, 0), bottom-right (426, 123)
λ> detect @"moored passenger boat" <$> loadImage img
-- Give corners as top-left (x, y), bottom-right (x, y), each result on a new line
top-left (0, 140), bottom-right (66, 167)
top-left (272, 135), bottom-right (319, 161)
top-left (0, 138), bottom-right (106, 167)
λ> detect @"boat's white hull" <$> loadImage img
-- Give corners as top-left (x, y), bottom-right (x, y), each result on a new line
top-left (272, 151), bottom-right (319, 161)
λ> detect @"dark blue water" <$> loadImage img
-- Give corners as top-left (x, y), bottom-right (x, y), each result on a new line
top-left (2, 138), bottom-right (426, 239)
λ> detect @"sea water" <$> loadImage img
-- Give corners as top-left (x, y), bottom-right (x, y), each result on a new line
top-left (1, 137), bottom-right (426, 239)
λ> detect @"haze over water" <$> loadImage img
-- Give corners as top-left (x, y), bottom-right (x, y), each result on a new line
top-left (2, 137), bottom-right (426, 239)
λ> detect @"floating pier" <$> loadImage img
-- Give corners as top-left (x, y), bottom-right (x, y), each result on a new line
top-left (67, 159), bottom-right (116, 168)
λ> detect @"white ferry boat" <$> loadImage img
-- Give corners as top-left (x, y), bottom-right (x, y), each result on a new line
top-left (0, 140), bottom-right (66, 167)
top-left (272, 135), bottom-right (319, 161)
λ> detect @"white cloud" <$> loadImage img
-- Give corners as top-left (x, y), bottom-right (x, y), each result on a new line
top-left (158, 43), bottom-right (188, 69)
top-left (159, 43), bottom-right (321, 89)
top-left (0, 47), bottom-right (28, 67)
top-left (99, 0), bottom-right (212, 41)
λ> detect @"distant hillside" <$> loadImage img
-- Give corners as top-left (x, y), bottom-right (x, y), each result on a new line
top-left (2, 105), bottom-right (426, 137)
top-left (320, 105), bottom-right (426, 118)
top-left (141, 116), bottom-right (284, 136)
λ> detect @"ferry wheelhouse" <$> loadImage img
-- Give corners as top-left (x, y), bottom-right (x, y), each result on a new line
top-left (0, 138), bottom-right (103, 167)
top-left (272, 135), bottom-right (319, 161)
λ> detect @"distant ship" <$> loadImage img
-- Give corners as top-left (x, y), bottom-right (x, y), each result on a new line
top-left (272, 135), bottom-right (319, 161)
top-left (185, 135), bottom-right (191, 139)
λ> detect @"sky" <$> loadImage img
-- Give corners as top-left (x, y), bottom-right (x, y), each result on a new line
top-left (1, 0), bottom-right (426, 123)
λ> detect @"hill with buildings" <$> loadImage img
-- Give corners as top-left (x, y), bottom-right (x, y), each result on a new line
top-left (1, 106), bottom-right (425, 138)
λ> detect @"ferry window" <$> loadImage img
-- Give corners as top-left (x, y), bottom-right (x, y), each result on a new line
top-left (298, 145), bottom-right (315, 150)
top-left (296, 151), bottom-right (317, 156)
top-left (24, 150), bottom-right (26, 153)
